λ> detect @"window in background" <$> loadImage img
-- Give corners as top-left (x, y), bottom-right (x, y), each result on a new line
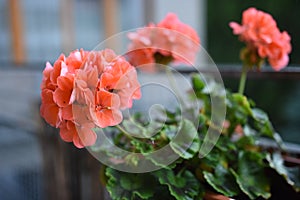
top-left (0, 0), bottom-right (146, 64)
top-left (74, 0), bottom-right (102, 51)
top-left (22, 0), bottom-right (61, 63)
top-left (1, 0), bottom-right (207, 64)
top-left (0, 0), bottom-right (13, 62)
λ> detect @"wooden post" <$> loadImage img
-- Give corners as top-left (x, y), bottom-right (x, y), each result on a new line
top-left (60, 0), bottom-right (75, 54)
top-left (38, 121), bottom-right (106, 200)
top-left (8, 0), bottom-right (26, 65)
top-left (102, 0), bottom-right (120, 51)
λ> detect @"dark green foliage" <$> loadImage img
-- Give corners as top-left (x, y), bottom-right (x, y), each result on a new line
top-left (100, 75), bottom-right (300, 200)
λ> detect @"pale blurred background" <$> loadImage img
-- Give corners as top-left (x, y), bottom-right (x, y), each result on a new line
top-left (0, 0), bottom-right (300, 199)
top-left (0, 0), bottom-right (206, 63)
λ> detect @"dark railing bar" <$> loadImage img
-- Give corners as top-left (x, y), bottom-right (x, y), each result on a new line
top-left (258, 137), bottom-right (300, 154)
top-left (176, 65), bottom-right (300, 80)
top-left (2, 63), bottom-right (300, 79)
top-left (219, 64), bottom-right (300, 80)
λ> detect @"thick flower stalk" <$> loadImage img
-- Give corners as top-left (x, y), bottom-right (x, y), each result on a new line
top-left (40, 49), bottom-right (141, 148)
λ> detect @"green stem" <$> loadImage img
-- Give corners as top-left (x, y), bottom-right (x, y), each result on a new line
top-left (116, 125), bottom-right (136, 141)
top-left (238, 65), bottom-right (248, 94)
top-left (165, 67), bottom-right (185, 107)
top-left (177, 165), bottom-right (187, 176)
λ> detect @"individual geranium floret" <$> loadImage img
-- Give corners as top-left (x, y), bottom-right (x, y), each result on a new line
top-left (72, 64), bottom-right (98, 106)
top-left (53, 75), bottom-right (73, 108)
top-left (93, 89), bottom-right (123, 128)
top-left (262, 31), bottom-right (291, 71)
top-left (100, 58), bottom-right (141, 109)
top-left (64, 49), bottom-right (89, 73)
top-left (59, 118), bottom-right (96, 148)
top-left (40, 89), bottom-right (60, 127)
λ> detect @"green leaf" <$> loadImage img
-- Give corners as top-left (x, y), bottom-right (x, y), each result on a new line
top-left (286, 167), bottom-right (300, 191)
top-left (145, 151), bottom-right (183, 170)
top-left (200, 149), bottom-right (222, 170)
top-left (203, 163), bottom-right (240, 197)
top-left (124, 154), bottom-right (140, 166)
top-left (191, 73), bottom-right (205, 92)
top-left (235, 135), bottom-right (255, 149)
top-left (148, 185), bottom-right (176, 200)
top-left (251, 108), bottom-right (275, 138)
top-left (232, 93), bottom-right (252, 116)
top-left (251, 108), bottom-right (268, 122)
top-left (243, 124), bottom-right (256, 137)
top-left (165, 109), bottom-right (181, 124)
top-left (191, 73), bottom-right (207, 100)
top-left (266, 152), bottom-right (300, 191)
top-left (164, 125), bottom-right (178, 139)
top-left (170, 119), bottom-right (200, 159)
top-left (225, 93), bottom-right (252, 134)
top-left (122, 119), bottom-right (146, 137)
top-left (106, 168), bottom-right (155, 200)
top-left (230, 151), bottom-right (271, 199)
top-left (215, 134), bottom-right (236, 152)
top-left (130, 139), bottom-right (154, 154)
top-left (154, 169), bottom-right (203, 200)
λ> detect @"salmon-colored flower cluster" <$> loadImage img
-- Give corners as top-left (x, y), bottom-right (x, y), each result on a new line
top-left (127, 13), bottom-right (200, 69)
top-left (229, 7), bottom-right (292, 71)
top-left (40, 49), bottom-right (141, 148)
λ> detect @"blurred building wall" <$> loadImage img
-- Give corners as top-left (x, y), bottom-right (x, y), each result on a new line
top-left (0, 0), bottom-right (205, 65)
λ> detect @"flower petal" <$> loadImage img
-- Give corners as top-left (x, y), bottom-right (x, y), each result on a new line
top-left (53, 88), bottom-right (72, 108)
top-left (59, 121), bottom-right (74, 142)
top-left (95, 109), bottom-right (123, 128)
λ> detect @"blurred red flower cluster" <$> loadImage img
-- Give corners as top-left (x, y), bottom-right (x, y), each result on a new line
top-left (127, 13), bottom-right (200, 70)
top-left (230, 7), bottom-right (291, 70)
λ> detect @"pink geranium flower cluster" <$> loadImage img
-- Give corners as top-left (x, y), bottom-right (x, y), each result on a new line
top-left (229, 7), bottom-right (291, 70)
top-left (127, 13), bottom-right (200, 69)
top-left (40, 49), bottom-right (141, 148)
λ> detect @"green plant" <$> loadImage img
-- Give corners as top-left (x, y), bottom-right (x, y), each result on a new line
top-left (101, 73), bottom-right (299, 200)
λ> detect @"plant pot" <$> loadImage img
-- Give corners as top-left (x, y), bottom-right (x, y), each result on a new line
top-left (204, 191), bottom-right (231, 200)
